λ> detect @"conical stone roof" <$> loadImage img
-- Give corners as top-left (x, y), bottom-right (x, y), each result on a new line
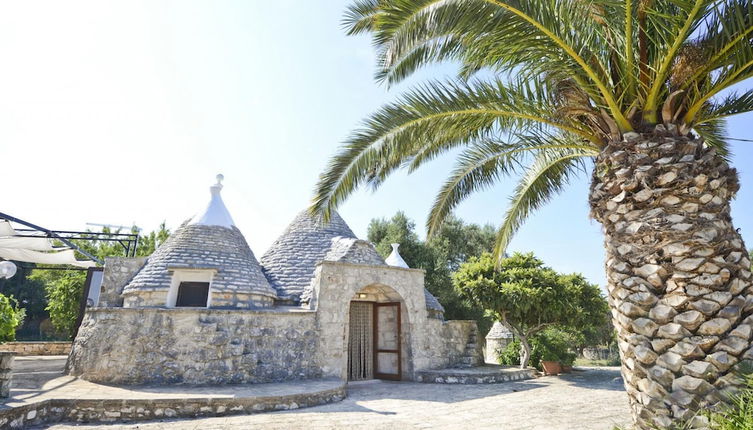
top-left (122, 176), bottom-right (276, 305)
top-left (260, 210), bottom-right (385, 302)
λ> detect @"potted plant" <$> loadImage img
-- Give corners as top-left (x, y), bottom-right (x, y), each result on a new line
top-left (540, 350), bottom-right (561, 375)
top-left (560, 351), bottom-right (576, 373)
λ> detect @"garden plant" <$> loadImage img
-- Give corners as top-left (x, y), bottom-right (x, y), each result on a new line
top-left (453, 252), bottom-right (608, 368)
top-left (311, 0), bottom-right (753, 427)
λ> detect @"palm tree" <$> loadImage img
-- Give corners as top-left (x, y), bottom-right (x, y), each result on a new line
top-left (310, 0), bottom-right (753, 427)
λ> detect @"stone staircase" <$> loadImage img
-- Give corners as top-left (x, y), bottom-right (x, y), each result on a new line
top-left (455, 326), bottom-right (482, 368)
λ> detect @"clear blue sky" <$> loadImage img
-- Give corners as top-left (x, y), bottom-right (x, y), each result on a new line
top-left (1, 1), bottom-right (751, 287)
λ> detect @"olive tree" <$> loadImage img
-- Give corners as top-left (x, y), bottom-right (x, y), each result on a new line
top-left (453, 252), bottom-right (608, 368)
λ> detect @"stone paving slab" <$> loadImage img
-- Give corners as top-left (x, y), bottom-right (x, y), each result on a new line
top-left (45, 367), bottom-right (633, 430)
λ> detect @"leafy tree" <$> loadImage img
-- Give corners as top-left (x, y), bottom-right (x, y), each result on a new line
top-left (0, 293), bottom-right (25, 342)
top-left (0, 266), bottom-right (46, 335)
top-left (312, 1), bottom-right (753, 425)
top-left (368, 212), bottom-right (430, 267)
top-left (367, 212), bottom-right (496, 334)
top-left (453, 252), bottom-right (608, 369)
top-left (28, 223), bottom-right (170, 338)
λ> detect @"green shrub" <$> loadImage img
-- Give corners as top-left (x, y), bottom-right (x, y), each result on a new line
top-left (498, 339), bottom-right (544, 369)
top-left (0, 293), bottom-right (25, 342)
top-left (706, 369), bottom-right (753, 429)
top-left (497, 328), bottom-right (579, 369)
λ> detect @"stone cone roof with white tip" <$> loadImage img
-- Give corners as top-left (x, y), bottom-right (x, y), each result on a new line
top-left (122, 175), bottom-right (276, 302)
top-left (260, 210), bottom-right (385, 303)
top-left (261, 210), bottom-right (445, 314)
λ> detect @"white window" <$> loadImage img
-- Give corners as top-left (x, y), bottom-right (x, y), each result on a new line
top-left (166, 269), bottom-right (216, 308)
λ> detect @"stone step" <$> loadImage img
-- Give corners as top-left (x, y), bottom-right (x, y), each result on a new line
top-left (416, 366), bottom-right (535, 384)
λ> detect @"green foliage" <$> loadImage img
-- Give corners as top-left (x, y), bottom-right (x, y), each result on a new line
top-left (0, 266), bottom-right (46, 324)
top-left (312, 0), bottom-right (753, 261)
top-left (454, 252), bottom-right (609, 367)
top-left (31, 270), bottom-right (85, 339)
top-left (367, 212), bottom-right (496, 334)
top-left (27, 223), bottom-right (170, 339)
top-left (537, 329), bottom-right (577, 366)
top-left (707, 375), bottom-right (753, 429)
top-left (497, 329), bottom-right (578, 370)
top-left (0, 293), bottom-right (25, 342)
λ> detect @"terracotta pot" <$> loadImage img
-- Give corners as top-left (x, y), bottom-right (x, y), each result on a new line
top-left (541, 360), bottom-right (561, 376)
top-left (561, 364), bottom-right (573, 373)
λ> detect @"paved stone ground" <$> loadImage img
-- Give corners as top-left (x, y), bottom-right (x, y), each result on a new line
top-left (44, 367), bottom-right (632, 430)
top-left (7, 356), bottom-right (343, 410)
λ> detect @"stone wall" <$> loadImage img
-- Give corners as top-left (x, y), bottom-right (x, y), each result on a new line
top-left (439, 320), bottom-right (483, 367)
top-left (98, 257), bottom-right (147, 307)
top-left (0, 342), bottom-right (71, 356)
top-left (67, 308), bottom-right (320, 385)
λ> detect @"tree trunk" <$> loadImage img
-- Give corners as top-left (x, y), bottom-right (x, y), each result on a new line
top-left (518, 334), bottom-right (532, 369)
top-left (589, 130), bottom-right (753, 429)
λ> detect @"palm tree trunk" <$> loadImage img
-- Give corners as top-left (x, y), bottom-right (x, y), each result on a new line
top-left (589, 130), bottom-right (753, 429)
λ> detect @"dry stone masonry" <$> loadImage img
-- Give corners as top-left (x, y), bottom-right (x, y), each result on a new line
top-left (68, 179), bottom-right (481, 386)
top-left (589, 130), bottom-right (752, 429)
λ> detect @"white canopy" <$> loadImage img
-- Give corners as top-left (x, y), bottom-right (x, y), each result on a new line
top-left (0, 248), bottom-right (95, 268)
top-left (0, 220), bottom-right (96, 268)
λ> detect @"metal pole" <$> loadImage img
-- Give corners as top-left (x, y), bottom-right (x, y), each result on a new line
top-left (0, 211), bottom-right (104, 265)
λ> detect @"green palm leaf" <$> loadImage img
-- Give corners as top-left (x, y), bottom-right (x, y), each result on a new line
top-left (313, 0), bottom-right (753, 256)
top-left (492, 143), bottom-right (596, 259)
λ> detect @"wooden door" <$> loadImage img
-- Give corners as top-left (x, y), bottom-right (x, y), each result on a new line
top-left (373, 302), bottom-right (401, 380)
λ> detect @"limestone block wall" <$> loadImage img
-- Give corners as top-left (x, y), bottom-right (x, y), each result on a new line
top-left (67, 308), bottom-right (320, 384)
top-left (443, 320), bottom-right (482, 365)
top-left (98, 257), bottom-right (147, 307)
top-left (1, 342), bottom-right (72, 356)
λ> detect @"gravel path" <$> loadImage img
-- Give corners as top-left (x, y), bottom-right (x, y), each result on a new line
top-left (45, 367), bottom-right (631, 430)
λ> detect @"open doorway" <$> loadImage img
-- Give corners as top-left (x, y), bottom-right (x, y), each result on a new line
top-left (347, 285), bottom-right (404, 382)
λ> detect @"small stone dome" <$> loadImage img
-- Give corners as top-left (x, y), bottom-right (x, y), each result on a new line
top-left (122, 175), bottom-right (276, 308)
top-left (486, 321), bottom-right (514, 340)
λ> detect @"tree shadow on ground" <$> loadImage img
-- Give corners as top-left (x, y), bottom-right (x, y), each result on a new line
top-left (550, 366), bottom-right (625, 392)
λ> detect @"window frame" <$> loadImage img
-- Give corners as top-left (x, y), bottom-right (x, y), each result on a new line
top-left (166, 269), bottom-right (216, 308)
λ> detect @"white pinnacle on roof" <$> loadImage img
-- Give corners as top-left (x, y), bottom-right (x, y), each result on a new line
top-left (191, 174), bottom-right (235, 228)
top-left (385, 243), bottom-right (409, 268)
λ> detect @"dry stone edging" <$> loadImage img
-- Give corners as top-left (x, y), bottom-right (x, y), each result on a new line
top-left (0, 380), bottom-right (346, 429)
top-left (414, 366), bottom-right (535, 384)
top-left (589, 130), bottom-right (753, 429)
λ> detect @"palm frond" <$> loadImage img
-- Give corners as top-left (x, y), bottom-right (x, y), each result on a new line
top-left (357, 0), bottom-right (631, 128)
top-left (343, 0), bottom-right (381, 35)
top-left (427, 134), bottom-right (598, 237)
top-left (694, 118), bottom-right (730, 156)
top-left (316, 0), bottom-right (753, 249)
top-left (686, 0), bottom-right (753, 83)
top-left (642, 0), bottom-right (716, 122)
top-left (697, 89), bottom-right (753, 123)
top-left (310, 78), bottom-right (598, 220)
top-left (492, 144), bottom-right (596, 260)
